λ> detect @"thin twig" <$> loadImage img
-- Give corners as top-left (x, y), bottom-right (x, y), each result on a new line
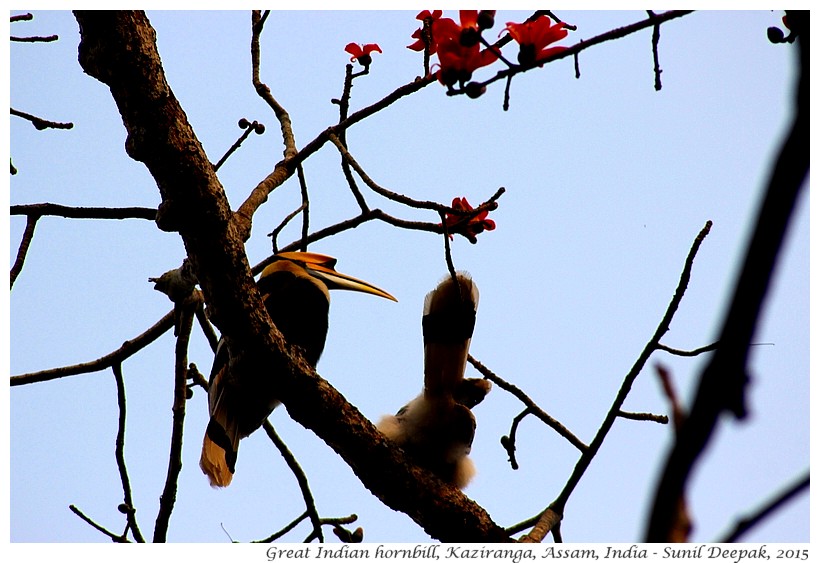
top-left (213, 119), bottom-right (264, 171)
top-left (328, 132), bottom-right (505, 237)
top-left (617, 410), bottom-right (669, 424)
top-left (553, 222), bottom-right (712, 514)
top-left (69, 504), bottom-right (130, 542)
top-left (333, 66), bottom-right (370, 210)
top-left (262, 421), bottom-right (323, 542)
top-left (153, 296), bottom-right (198, 542)
top-left (501, 408), bottom-right (532, 470)
top-left (296, 162), bottom-right (311, 251)
top-left (254, 511), bottom-right (310, 543)
top-left (656, 342), bottom-right (718, 356)
top-left (515, 221), bottom-right (712, 541)
top-left (717, 471), bottom-right (809, 543)
top-left (468, 356), bottom-right (587, 453)
top-left (269, 202), bottom-right (307, 254)
top-left (328, 132), bottom-right (482, 214)
top-left (11, 203), bottom-right (156, 220)
top-left (251, 10), bottom-right (296, 158)
top-left (440, 210), bottom-right (460, 296)
top-left (10, 214), bottom-right (38, 288)
top-left (466, 11), bottom-right (693, 95)
top-left (112, 363), bottom-right (145, 542)
top-left (11, 107), bottom-right (72, 129)
top-left (255, 208), bottom-right (447, 275)
top-left (649, 11), bottom-right (663, 91)
top-left (11, 34), bottom-right (59, 43)
top-left (11, 310), bottom-right (176, 386)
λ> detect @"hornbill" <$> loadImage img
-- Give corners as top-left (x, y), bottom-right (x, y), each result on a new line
top-left (200, 251), bottom-right (396, 487)
top-left (377, 273), bottom-right (491, 489)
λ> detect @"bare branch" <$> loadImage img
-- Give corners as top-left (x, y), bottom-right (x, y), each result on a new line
top-left (11, 34), bottom-right (59, 43)
top-left (460, 11), bottom-right (693, 96)
top-left (254, 511), bottom-right (309, 543)
top-left (262, 420), bottom-right (324, 542)
top-left (656, 342), bottom-right (718, 357)
top-left (153, 294), bottom-right (199, 542)
top-left (11, 203), bottom-right (156, 220)
top-left (647, 13), bottom-right (808, 540)
top-left (717, 471), bottom-right (809, 543)
top-left (269, 202), bottom-right (307, 253)
top-left (251, 10), bottom-right (296, 159)
top-left (517, 509), bottom-right (562, 543)
top-left (510, 220), bottom-right (712, 541)
top-left (69, 504), bottom-right (129, 542)
top-left (112, 363), bottom-right (145, 542)
top-left (468, 356), bottom-right (588, 453)
top-left (213, 118), bottom-right (265, 171)
top-left (553, 221), bottom-right (712, 516)
top-left (500, 408), bottom-right (532, 470)
top-left (10, 213), bottom-right (38, 288)
top-left (617, 410), bottom-right (669, 424)
top-left (649, 11), bottom-right (663, 91)
top-left (11, 107), bottom-right (72, 129)
top-left (11, 310), bottom-right (175, 386)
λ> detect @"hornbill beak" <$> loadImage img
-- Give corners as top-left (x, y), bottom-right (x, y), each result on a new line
top-left (273, 251), bottom-right (397, 302)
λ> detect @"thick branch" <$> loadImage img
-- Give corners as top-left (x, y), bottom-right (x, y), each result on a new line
top-left (72, 9), bottom-right (508, 542)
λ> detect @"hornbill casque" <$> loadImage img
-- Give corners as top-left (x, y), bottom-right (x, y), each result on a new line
top-left (200, 251), bottom-right (396, 487)
top-left (378, 273), bottom-right (491, 489)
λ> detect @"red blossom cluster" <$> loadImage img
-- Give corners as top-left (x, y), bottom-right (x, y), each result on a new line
top-left (408, 10), bottom-right (499, 87)
top-left (344, 11), bottom-right (570, 92)
top-left (341, 11), bottom-right (570, 241)
top-left (407, 10), bottom-right (570, 88)
top-left (441, 197), bottom-right (496, 243)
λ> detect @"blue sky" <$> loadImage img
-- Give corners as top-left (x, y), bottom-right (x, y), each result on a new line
top-left (8, 9), bottom-right (810, 548)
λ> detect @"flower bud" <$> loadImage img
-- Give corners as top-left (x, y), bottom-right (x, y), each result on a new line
top-left (767, 26), bottom-right (785, 43)
top-left (477, 11), bottom-right (496, 31)
top-left (465, 82), bottom-right (486, 99)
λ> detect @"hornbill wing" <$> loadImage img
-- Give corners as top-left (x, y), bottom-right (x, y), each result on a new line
top-left (200, 252), bottom-right (394, 488)
top-left (377, 272), bottom-right (487, 489)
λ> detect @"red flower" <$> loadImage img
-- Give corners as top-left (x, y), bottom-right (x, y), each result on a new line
top-left (408, 11), bottom-right (499, 86)
top-left (442, 197), bottom-right (496, 241)
top-left (435, 41), bottom-right (498, 86)
top-left (433, 10), bottom-right (481, 48)
top-left (407, 10), bottom-right (443, 52)
top-left (505, 15), bottom-right (569, 66)
top-left (344, 42), bottom-right (382, 65)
